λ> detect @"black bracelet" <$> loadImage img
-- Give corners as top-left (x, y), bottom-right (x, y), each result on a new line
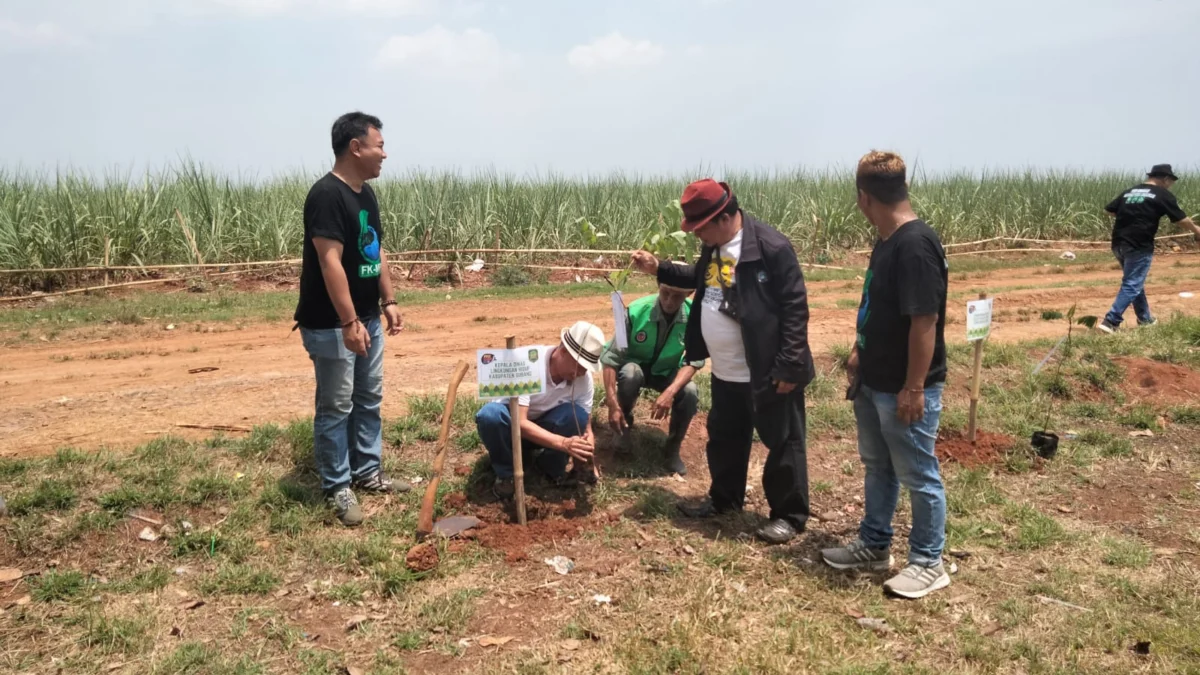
top-left (381, 300), bottom-right (397, 308)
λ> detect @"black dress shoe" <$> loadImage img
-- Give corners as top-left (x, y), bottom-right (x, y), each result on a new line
top-left (677, 499), bottom-right (721, 518)
top-left (755, 518), bottom-right (802, 544)
top-left (665, 449), bottom-right (687, 476)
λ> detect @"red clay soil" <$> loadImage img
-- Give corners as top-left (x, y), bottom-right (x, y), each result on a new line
top-left (1116, 357), bottom-right (1200, 405)
top-left (405, 542), bottom-right (440, 572)
top-left (442, 492), bottom-right (468, 511)
top-left (937, 430), bottom-right (1015, 467)
top-left (467, 496), bottom-right (601, 563)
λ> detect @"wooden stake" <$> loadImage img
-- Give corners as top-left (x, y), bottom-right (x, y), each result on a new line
top-left (968, 292), bottom-right (988, 444)
top-left (103, 238), bottom-right (111, 287)
top-left (507, 335), bottom-right (527, 526)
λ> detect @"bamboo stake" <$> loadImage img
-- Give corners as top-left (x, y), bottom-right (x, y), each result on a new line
top-left (947, 248), bottom-right (1081, 257)
top-left (507, 335), bottom-right (527, 526)
top-left (0, 268), bottom-right (279, 303)
top-left (102, 238), bottom-right (111, 287)
top-left (968, 292), bottom-right (988, 444)
top-left (0, 259), bottom-right (302, 275)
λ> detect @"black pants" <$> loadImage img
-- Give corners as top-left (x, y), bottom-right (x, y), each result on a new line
top-left (706, 376), bottom-right (810, 528)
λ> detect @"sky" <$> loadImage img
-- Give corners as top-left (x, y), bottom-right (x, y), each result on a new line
top-left (1, 0), bottom-right (1198, 177)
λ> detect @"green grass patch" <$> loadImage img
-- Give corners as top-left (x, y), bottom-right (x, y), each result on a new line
top-left (31, 569), bottom-right (91, 602)
top-left (1101, 537), bottom-right (1152, 569)
top-left (8, 478), bottom-right (78, 515)
top-left (1004, 503), bottom-right (1067, 550)
top-left (198, 564), bottom-right (281, 596)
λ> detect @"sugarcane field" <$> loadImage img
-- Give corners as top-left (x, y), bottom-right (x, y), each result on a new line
top-left (2, 2), bottom-right (1200, 674)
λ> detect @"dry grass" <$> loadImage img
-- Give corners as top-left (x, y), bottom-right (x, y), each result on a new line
top-left (2, 317), bottom-right (1199, 674)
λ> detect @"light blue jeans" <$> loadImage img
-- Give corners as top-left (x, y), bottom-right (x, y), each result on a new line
top-left (1105, 246), bottom-right (1155, 327)
top-left (475, 402), bottom-right (589, 480)
top-left (300, 317), bottom-right (384, 494)
top-left (854, 383), bottom-right (946, 567)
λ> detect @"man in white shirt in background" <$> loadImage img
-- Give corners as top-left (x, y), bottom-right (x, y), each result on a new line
top-left (475, 322), bottom-right (605, 499)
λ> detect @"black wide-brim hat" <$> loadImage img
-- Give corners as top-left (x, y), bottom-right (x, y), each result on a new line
top-left (1148, 164), bottom-right (1179, 180)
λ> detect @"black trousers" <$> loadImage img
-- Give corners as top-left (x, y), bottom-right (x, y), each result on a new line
top-left (706, 376), bottom-right (810, 528)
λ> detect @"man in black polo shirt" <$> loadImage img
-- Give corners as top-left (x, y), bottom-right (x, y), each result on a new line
top-left (822, 151), bottom-right (951, 599)
top-left (295, 112), bottom-right (409, 527)
top-left (1098, 164), bottom-right (1200, 333)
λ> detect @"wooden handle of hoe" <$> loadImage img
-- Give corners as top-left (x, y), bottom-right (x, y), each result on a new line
top-left (416, 360), bottom-right (470, 538)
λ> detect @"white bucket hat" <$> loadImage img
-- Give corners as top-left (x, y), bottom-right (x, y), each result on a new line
top-left (560, 321), bottom-right (605, 374)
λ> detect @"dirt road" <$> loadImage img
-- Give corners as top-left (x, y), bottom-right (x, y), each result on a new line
top-left (3, 257), bottom-right (1199, 457)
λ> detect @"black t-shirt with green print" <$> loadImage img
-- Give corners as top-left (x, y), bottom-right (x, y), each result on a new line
top-left (294, 172), bottom-right (384, 329)
top-left (855, 219), bottom-right (948, 394)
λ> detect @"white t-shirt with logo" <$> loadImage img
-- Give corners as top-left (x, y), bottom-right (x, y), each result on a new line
top-left (700, 229), bottom-right (751, 383)
top-left (511, 345), bottom-right (595, 421)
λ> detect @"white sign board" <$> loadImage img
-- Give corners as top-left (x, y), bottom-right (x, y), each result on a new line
top-left (966, 298), bottom-right (993, 342)
top-left (610, 291), bottom-right (628, 350)
top-left (476, 348), bottom-right (547, 400)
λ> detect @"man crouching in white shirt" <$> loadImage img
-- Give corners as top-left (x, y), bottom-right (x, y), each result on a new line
top-left (475, 322), bottom-right (605, 499)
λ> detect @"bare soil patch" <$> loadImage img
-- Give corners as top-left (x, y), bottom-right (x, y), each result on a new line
top-left (1116, 356), bottom-right (1200, 405)
top-left (938, 430), bottom-right (1016, 467)
top-left (2, 255), bottom-right (1200, 459)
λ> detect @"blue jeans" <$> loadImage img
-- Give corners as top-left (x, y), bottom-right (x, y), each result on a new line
top-left (300, 317), bottom-right (384, 494)
top-left (1105, 247), bottom-right (1154, 327)
top-left (476, 402), bottom-right (589, 480)
top-left (854, 383), bottom-right (946, 567)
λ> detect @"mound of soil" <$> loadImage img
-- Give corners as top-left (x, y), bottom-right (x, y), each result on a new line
top-left (937, 430), bottom-right (1015, 467)
top-left (467, 496), bottom-right (599, 563)
top-left (442, 492), bottom-right (468, 511)
top-left (474, 520), bottom-right (588, 563)
top-left (1116, 357), bottom-right (1200, 405)
top-left (405, 542), bottom-right (440, 572)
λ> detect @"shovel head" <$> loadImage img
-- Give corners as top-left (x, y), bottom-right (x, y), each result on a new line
top-left (431, 515), bottom-right (481, 539)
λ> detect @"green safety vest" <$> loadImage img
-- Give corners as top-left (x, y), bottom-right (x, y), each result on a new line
top-left (625, 295), bottom-right (690, 379)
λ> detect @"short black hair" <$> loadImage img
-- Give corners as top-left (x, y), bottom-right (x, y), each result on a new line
top-left (331, 112), bottom-right (382, 158)
top-left (856, 151), bottom-right (909, 205)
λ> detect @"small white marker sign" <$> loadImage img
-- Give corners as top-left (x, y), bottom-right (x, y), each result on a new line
top-left (966, 298), bottom-right (993, 342)
top-left (477, 348), bottom-right (547, 400)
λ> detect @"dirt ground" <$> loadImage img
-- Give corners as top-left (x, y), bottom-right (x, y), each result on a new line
top-left (2, 255), bottom-right (1200, 458)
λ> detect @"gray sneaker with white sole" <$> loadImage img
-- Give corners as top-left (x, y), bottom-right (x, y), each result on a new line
top-left (883, 562), bottom-right (951, 599)
top-left (328, 487), bottom-right (364, 527)
top-left (821, 538), bottom-right (893, 571)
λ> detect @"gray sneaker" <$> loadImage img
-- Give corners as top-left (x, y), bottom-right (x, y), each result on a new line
top-left (883, 562), bottom-right (951, 599)
top-left (821, 538), bottom-right (893, 571)
top-left (329, 487), bottom-right (363, 527)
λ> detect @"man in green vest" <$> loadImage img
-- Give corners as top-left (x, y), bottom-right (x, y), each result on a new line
top-left (600, 282), bottom-right (704, 475)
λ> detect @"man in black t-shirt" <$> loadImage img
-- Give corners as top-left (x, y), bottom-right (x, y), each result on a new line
top-left (821, 151), bottom-right (951, 600)
top-left (295, 112), bottom-right (409, 527)
top-left (1098, 164), bottom-right (1200, 333)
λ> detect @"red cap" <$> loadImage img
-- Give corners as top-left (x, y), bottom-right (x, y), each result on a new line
top-left (680, 179), bottom-right (733, 233)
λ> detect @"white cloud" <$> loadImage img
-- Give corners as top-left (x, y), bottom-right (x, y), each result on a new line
top-left (567, 32), bottom-right (666, 71)
top-left (375, 25), bottom-right (517, 78)
top-left (0, 18), bottom-right (86, 49)
top-left (187, 0), bottom-right (432, 17)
